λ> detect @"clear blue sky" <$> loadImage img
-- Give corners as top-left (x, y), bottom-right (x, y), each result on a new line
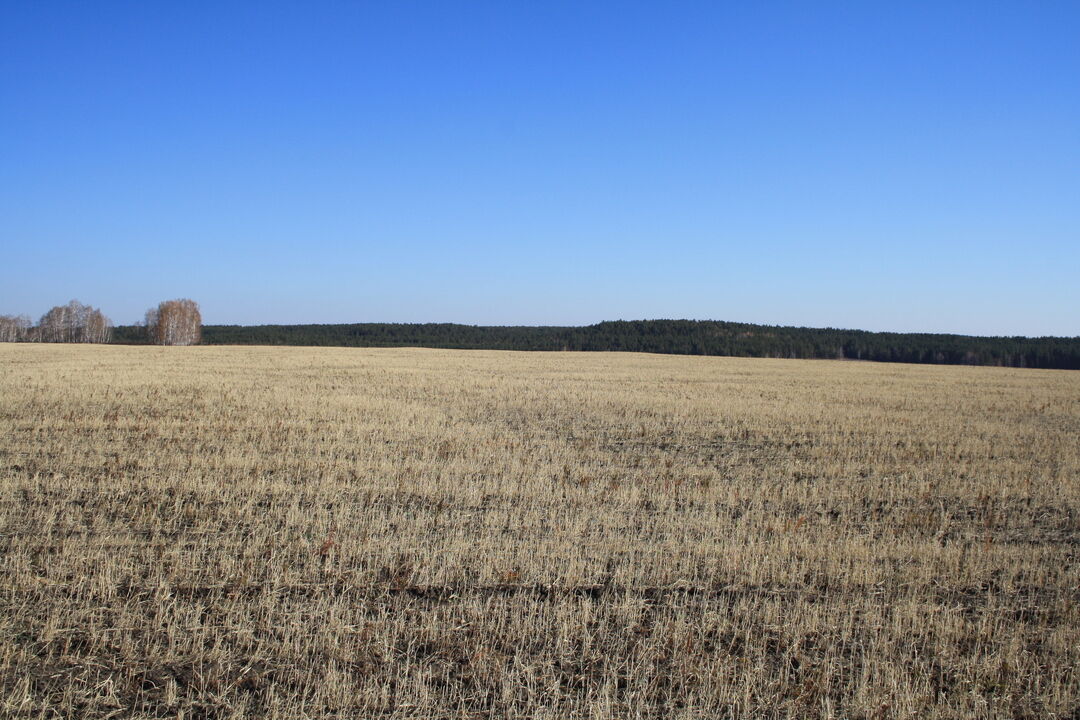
top-left (2, 2), bottom-right (1078, 335)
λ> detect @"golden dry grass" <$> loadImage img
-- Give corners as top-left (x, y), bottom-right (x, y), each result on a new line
top-left (1, 344), bottom-right (1078, 719)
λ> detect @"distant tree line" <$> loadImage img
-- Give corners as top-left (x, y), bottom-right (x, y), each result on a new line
top-left (9, 304), bottom-right (1076, 368)
top-left (109, 319), bottom-right (1080, 369)
top-left (0, 300), bottom-right (112, 343)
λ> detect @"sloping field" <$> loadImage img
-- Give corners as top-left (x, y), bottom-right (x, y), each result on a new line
top-left (1, 345), bottom-right (1078, 719)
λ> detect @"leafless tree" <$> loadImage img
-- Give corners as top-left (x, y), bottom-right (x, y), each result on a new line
top-left (145, 299), bottom-right (201, 345)
top-left (0, 315), bottom-right (32, 342)
top-left (36, 300), bottom-right (112, 343)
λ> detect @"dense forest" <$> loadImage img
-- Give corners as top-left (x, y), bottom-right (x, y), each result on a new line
top-left (111, 320), bottom-right (1080, 369)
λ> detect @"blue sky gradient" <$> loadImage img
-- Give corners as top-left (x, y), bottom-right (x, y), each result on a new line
top-left (2, 1), bottom-right (1078, 334)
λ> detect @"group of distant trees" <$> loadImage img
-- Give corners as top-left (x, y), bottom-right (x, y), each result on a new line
top-left (144, 299), bottom-right (202, 346)
top-left (0, 300), bottom-right (113, 343)
top-left (1, 298), bottom-right (201, 346)
top-left (0, 314), bottom-right (32, 342)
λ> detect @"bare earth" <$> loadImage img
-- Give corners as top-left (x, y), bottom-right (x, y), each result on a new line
top-left (1, 345), bottom-right (1078, 719)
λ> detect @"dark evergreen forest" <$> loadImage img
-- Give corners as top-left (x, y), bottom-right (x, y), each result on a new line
top-left (110, 320), bottom-right (1080, 369)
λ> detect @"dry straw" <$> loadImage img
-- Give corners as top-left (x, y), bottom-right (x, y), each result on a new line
top-left (1, 344), bottom-right (1077, 718)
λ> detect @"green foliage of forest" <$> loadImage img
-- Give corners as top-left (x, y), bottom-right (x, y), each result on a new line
top-left (110, 320), bottom-right (1080, 369)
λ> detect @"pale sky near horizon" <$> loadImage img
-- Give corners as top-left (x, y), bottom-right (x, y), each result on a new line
top-left (2, 2), bottom-right (1078, 336)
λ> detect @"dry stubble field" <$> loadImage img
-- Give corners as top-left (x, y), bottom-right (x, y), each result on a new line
top-left (0, 344), bottom-right (1078, 719)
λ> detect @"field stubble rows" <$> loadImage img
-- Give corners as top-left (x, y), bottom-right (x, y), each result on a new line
top-left (0, 345), bottom-right (1078, 719)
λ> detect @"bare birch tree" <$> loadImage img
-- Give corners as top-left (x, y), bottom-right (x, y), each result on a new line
top-left (145, 299), bottom-right (201, 345)
top-left (0, 315), bottom-right (32, 342)
top-left (35, 301), bottom-right (112, 343)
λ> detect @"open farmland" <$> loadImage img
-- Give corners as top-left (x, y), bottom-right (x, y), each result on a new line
top-left (1, 345), bottom-right (1078, 719)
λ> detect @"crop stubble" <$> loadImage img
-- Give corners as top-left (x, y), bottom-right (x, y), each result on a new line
top-left (0, 345), bottom-right (1078, 718)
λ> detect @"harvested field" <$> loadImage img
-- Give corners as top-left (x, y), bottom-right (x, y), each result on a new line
top-left (1, 344), bottom-right (1078, 719)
